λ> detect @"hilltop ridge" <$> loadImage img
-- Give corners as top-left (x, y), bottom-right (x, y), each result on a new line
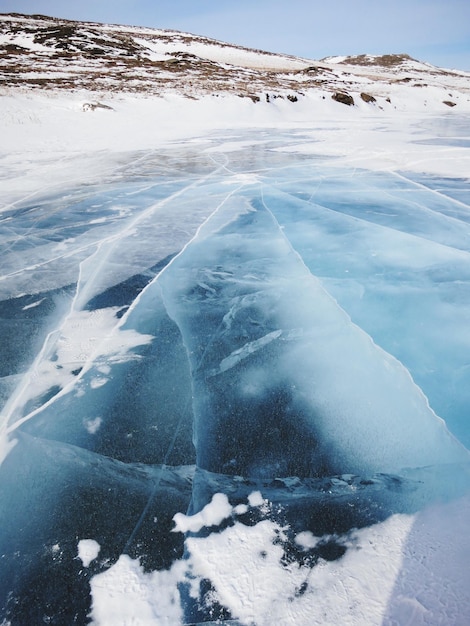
top-left (1, 12), bottom-right (469, 110)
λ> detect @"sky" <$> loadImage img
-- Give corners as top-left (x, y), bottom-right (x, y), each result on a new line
top-left (1, 0), bottom-right (470, 71)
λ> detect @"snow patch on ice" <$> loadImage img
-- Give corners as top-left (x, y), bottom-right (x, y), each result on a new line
top-left (77, 538), bottom-right (100, 567)
top-left (90, 555), bottom-right (186, 626)
top-left (247, 490), bottom-right (266, 507)
top-left (89, 491), bottom-right (470, 625)
top-left (295, 531), bottom-right (320, 550)
top-left (90, 377), bottom-right (109, 389)
top-left (173, 492), bottom-right (232, 533)
top-left (83, 417), bottom-right (103, 435)
top-left (2, 306), bottom-right (153, 438)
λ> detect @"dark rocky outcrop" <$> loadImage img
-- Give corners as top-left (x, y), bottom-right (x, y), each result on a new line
top-left (360, 92), bottom-right (376, 103)
top-left (332, 91), bottom-right (354, 106)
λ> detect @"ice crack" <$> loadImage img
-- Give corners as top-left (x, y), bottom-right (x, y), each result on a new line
top-left (207, 329), bottom-right (283, 377)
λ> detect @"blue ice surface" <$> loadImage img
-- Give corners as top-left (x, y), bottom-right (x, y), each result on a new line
top-left (0, 131), bottom-right (469, 623)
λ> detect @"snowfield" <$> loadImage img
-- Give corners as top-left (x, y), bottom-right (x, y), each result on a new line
top-left (0, 12), bottom-right (470, 626)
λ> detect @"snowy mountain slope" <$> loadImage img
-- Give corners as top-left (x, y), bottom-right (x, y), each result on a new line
top-left (1, 12), bottom-right (470, 110)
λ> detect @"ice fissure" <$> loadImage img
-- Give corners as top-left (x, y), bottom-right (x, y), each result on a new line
top-left (1, 140), bottom-right (469, 624)
top-left (158, 198), bottom-right (468, 479)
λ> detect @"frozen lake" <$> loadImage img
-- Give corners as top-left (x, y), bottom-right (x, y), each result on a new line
top-left (1, 128), bottom-right (469, 624)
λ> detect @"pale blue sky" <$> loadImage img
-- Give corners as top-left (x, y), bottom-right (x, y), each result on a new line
top-left (1, 0), bottom-right (469, 70)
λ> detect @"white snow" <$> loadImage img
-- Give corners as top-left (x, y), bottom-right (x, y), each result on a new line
top-left (1, 89), bottom-right (469, 215)
top-left (247, 490), bottom-right (266, 507)
top-left (89, 492), bottom-right (470, 625)
top-left (2, 306), bottom-right (153, 436)
top-left (83, 416), bottom-right (102, 434)
top-left (134, 35), bottom-right (309, 70)
top-left (295, 531), bottom-right (320, 550)
top-left (172, 492), bottom-right (233, 533)
top-left (90, 556), bottom-right (186, 626)
top-left (77, 538), bottom-right (101, 567)
top-left (0, 32), bottom-right (52, 53)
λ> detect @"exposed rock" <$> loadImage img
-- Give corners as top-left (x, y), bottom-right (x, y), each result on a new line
top-left (82, 102), bottom-right (114, 112)
top-left (338, 53), bottom-right (417, 67)
top-left (332, 92), bottom-right (354, 106)
top-left (238, 94), bottom-right (260, 103)
top-left (360, 92), bottom-right (376, 103)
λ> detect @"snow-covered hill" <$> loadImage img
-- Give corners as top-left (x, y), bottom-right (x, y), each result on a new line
top-left (1, 12), bottom-right (470, 110)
